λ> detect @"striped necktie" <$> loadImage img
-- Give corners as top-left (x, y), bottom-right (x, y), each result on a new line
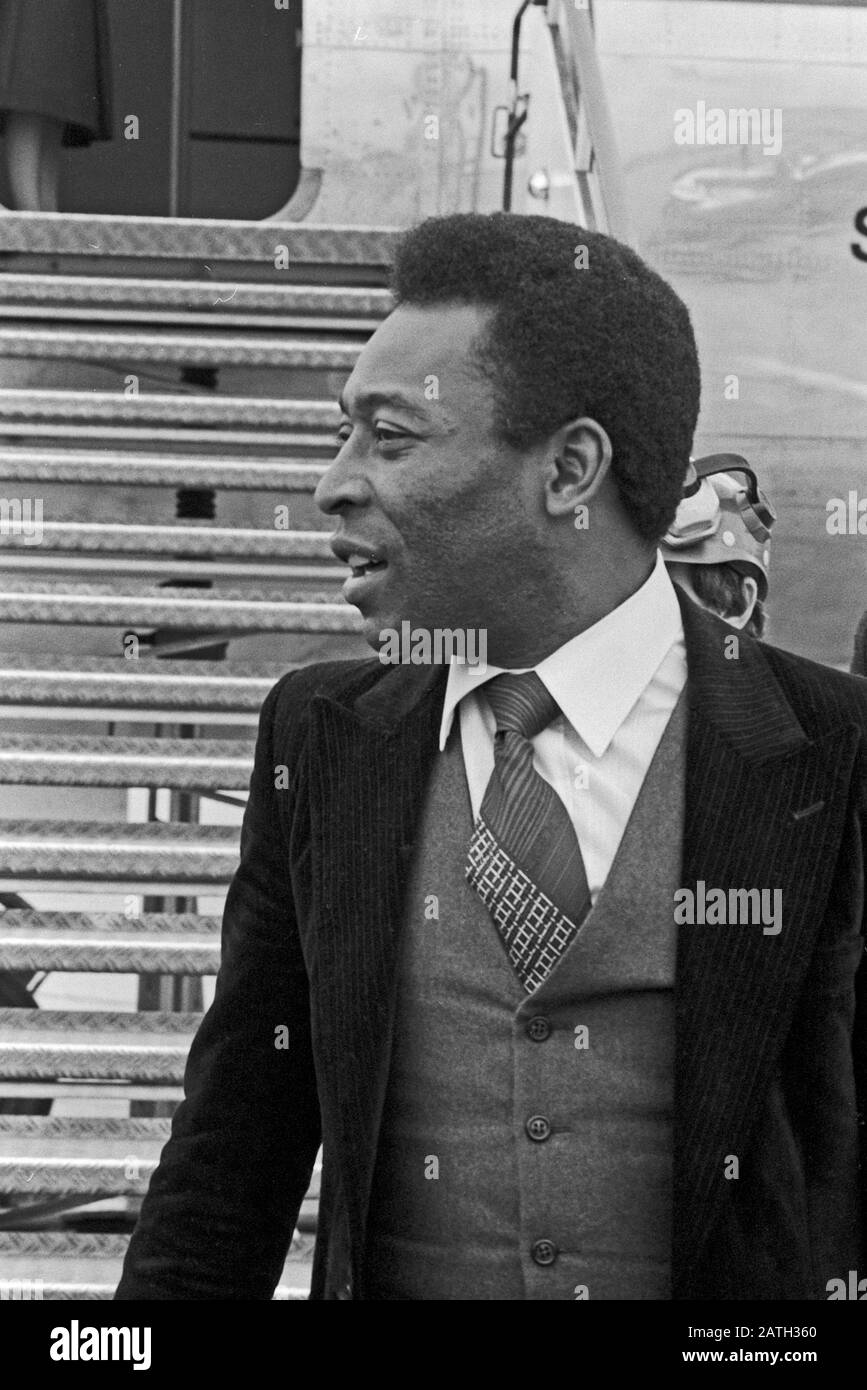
top-left (465, 671), bottom-right (591, 992)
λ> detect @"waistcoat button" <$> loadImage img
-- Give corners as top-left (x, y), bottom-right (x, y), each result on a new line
top-left (526, 1114), bottom-right (552, 1142)
top-left (531, 1238), bottom-right (558, 1266)
top-left (526, 1016), bottom-right (551, 1042)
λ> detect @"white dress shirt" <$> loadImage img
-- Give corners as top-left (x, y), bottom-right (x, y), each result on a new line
top-left (439, 552), bottom-right (687, 903)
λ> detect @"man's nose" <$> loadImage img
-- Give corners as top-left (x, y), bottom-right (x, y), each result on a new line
top-left (314, 449), bottom-right (370, 516)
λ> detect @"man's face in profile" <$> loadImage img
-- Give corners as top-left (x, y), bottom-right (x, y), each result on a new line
top-left (317, 302), bottom-right (541, 648)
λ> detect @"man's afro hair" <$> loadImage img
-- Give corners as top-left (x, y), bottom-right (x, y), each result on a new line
top-left (390, 212), bottom-right (701, 543)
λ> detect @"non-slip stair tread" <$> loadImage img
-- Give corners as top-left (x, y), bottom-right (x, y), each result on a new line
top-left (0, 1160), bottom-right (318, 1200)
top-left (0, 1229), bottom-right (314, 1256)
top-left (0, 1226), bottom-right (313, 1299)
top-left (0, 523), bottom-right (336, 559)
top-left (0, 601), bottom-right (355, 632)
top-left (0, 818), bottom-right (238, 842)
top-left (0, 1032), bottom-right (195, 1081)
top-left (0, 212), bottom-right (399, 265)
top-left (0, 910), bottom-right (221, 973)
top-left (0, 1232), bottom-right (133, 1256)
top-left (0, 1057), bottom-right (189, 1083)
top-left (0, 388), bottom-right (340, 429)
top-left (0, 1158), bottom-right (157, 1195)
top-left (0, 1115), bottom-right (170, 1139)
top-left (0, 1281), bottom-right (311, 1300)
top-left (0, 651), bottom-right (287, 676)
top-left (0, 578), bottom-right (343, 599)
top-left (0, 578), bottom-right (344, 603)
top-left (0, 1008), bottom-right (200, 1028)
top-left (0, 733), bottom-right (252, 755)
top-left (0, 740), bottom-right (252, 788)
top-left (0, 1003), bottom-right (202, 1080)
top-left (0, 910), bottom-right (221, 934)
top-left (0, 447), bottom-right (330, 488)
top-left (0, 942), bottom-right (219, 972)
top-left (0, 326), bottom-right (363, 370)
top-left (0, 819), bottom-right (239, 891)
top-left (0, 652), bottom-right (289, 715)
top-left (0, 272), bottom-right (392, 319)
top-left (0, 741), bottom-right (251, 789)
top-left (0, 579), bottom-right (359, 632)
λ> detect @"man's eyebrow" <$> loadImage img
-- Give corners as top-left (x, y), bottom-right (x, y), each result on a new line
top-left (337, 388), bottom-right (432, 420)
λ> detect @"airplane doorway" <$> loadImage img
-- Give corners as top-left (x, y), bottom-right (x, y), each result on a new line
top-left (0, 0), bottom-right (303, 218)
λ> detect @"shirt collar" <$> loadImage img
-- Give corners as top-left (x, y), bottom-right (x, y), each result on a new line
top-left (439, 552), bottom-right (684, 756)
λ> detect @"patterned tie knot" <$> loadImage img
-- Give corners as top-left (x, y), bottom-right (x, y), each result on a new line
top-left (483, 671), bottom-right (560, 742)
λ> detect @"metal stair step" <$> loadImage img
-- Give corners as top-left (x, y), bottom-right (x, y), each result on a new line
top-left (1, 522), bottom-right (340, 580)
top-left (0, 1120), bottom-right (318, 1206)
top-left (0, 1166), bottom-right (316, 1207)
top-left (0, 1231), bottom-right (135, 1296)
top-left (0, 735), bottom-right (253, 791)
top-left (0, 1115), bottom-right (171, 1154)
top-left (0, 579), bottom-right (358, 632)
top-left (0, 1008), bottom-right (199, 1035)
top-left (0, 1009), bottom-right (198, 1084)
top-left (0, 1117), bottom-right (320, 1205)
top-left (0, 1156), bottom-right (148, 1196)
top-left (0, 447), bottom-right (328, 488)
top-left (0, 1231), bottom-right (313, 1299)
top-left (0, 819), bottom-right (239, 894)
top-left (0, 326), bottom-right (363, 371)
top-left (0, 212), bottom-right (397, 270)
top-left (0, 1116), bottom-right (170, 1198)
top-left (2, 523), bottom-right (334, 560)
top-left (0, 1117), bottom-right (168, 1195)
top-left (0, 653), bottom-right (287, 723)
top-left (0, 912), bottom-right (221, 974)
top-left (0, 1010), bottom-right (196, 1099)
top-left (0, 389), bottom-right (339, 441)
top-left (0, 272), bottom-right (391, 327)
top-left (3, 558), bottom-right (338, 583)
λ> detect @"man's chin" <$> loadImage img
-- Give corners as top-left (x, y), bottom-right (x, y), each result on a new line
top-left (360, 605), bottom-right (426, 657)
top-left (361, 616), bottom-right (386, 651)
top-left (358, 607), bottom-right (399, 652)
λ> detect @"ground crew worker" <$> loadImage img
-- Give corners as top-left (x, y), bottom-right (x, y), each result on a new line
top-left (660, 453), bottom-right (775, 638)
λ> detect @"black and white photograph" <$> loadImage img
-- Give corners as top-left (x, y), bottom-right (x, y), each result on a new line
top-left (0, 0), bottom-right (866, 1360)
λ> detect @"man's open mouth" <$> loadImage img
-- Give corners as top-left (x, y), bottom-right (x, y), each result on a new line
top-left (347, 553), bottom-right (387, 578)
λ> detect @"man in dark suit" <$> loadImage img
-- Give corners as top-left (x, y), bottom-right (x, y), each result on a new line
top-left (116, 213), bottom-right (867, 1301)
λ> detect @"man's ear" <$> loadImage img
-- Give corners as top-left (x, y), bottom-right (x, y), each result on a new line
top-left (726, 575), bottom-right (759, 631)
top-left (543, 417), bottom-right (613, 520)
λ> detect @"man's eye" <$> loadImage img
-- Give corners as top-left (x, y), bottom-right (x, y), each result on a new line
top-left (374, 426), bottom-right (405, 445)
top-left (335, 425), bottom-right (352, 445)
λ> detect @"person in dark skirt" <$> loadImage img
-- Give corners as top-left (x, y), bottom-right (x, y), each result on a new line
top-left (0, 0), bottom-right (112, 209)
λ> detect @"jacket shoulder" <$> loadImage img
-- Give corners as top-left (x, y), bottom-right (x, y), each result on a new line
top-left (756, 638), bottom-right (867, 733)
top-left (261, 656), bottom-right (385, 738)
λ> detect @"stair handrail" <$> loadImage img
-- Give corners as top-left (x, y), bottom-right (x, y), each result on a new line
top-left (540, 0), bottom-right (632, 242)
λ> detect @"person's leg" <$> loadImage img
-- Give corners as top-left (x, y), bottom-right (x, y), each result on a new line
top-left (36, 117), bottom-right (62, 212)
top-left (4, 111), bottom-right (64, 210)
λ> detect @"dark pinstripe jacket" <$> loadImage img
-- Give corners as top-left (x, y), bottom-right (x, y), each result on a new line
top-left (116, 592), bottom-right (867, 1301)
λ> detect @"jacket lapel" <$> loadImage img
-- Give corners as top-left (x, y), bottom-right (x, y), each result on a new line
top-left (672, 596), bottom-right (861, 1294)
top-left (305, 662), bottom-right (447, 1255)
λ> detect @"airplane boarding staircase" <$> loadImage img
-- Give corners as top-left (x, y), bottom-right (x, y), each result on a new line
top-left (0, 214), bottom-right (395, 1298)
